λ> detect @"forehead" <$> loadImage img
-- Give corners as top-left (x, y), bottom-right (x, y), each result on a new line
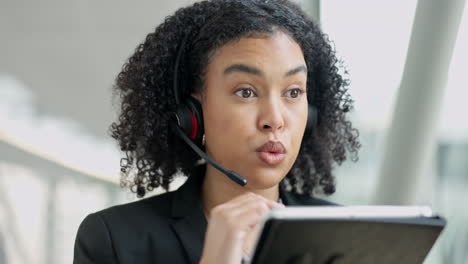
top-left (207, 31), bottom-right (306, 74)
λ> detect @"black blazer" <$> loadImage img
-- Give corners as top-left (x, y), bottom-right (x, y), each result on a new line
top-left (73, 165), bottom-right (336, 264)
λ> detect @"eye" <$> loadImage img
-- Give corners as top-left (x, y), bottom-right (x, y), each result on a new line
top-left (234, 88), bottom-right (256, 98)
top-left (285, 88), bottom-right (304, 99)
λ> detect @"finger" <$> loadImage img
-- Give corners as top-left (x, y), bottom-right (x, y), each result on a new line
top-left (230, 192), bottom-right (262, 204)
top-left (217, 198), bottom-right (271, 225)
top-left (248, 193), bottom-right (284, 208)
top-left (213, 192), bottom-right (259, 213)
top-left (235, 199), bottom-right (272, 225)
top-left (265, 199), bottom-right (285, 209)
top-left (229, 195), bottom-right (275, 218)
top-left (212, 192), bottom-right (283, 221)
top-left (231, 192), bottom-right (283, 207)
top-left (230, 203), bottom-right (270, 232)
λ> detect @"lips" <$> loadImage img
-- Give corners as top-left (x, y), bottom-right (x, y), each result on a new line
top-left (256, 141), bottom-right (286, 166)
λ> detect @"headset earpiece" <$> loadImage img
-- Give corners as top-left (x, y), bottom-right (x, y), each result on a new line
top-left (172, 97), bottom-right (204, 145)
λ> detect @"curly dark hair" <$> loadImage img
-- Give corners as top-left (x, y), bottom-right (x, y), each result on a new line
top-left (110, 0), bottom-right (360, 198)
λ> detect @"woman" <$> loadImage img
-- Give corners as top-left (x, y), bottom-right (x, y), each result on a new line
top-left (73, 0), bottom-right (360, 263)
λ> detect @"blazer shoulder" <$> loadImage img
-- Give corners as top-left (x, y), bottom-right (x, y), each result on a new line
top-left (74, 191), bottom-right (178, 263)
top-left (76, 190), bottom-right (177, 240)
top-left (74, 212), bottom-right (118, 264)
top-left (98, 190), bottom-right (176, 220)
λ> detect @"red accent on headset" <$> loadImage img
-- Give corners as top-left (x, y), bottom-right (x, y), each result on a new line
top-left (189, 111), bottom-right (198, 139)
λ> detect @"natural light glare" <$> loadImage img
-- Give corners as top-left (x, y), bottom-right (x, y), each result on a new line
top-left (0, 75), bottom-right (120, 181)
top-left (321, 0), bottom-right (418, 131)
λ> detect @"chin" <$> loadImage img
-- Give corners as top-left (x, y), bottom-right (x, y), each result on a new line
top-left (241, 166), bottom-right (287, 190)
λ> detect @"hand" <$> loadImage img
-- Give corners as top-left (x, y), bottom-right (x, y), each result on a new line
top-left (199, 192), bottom-right (284, 264)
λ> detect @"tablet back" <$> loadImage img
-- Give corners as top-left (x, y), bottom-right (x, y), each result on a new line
top-left (251, 208), bottom-right (446, 264)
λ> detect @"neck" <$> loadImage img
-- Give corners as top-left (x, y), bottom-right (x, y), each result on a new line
top-left (201, 164), bottom-right (280, 217)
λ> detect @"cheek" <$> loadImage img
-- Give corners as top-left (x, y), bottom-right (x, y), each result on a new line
top-left (202, 100), bottom-right (256, 152)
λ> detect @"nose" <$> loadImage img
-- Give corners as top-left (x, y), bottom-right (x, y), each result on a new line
top-left (258, 99), bottom-right (284, 132)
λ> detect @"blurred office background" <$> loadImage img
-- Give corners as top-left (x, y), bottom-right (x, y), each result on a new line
top-left (0, 0), bottom-right (466, 263)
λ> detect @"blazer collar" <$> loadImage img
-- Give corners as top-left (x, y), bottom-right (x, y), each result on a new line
top-left (170, 165), bottom-right (208, 264)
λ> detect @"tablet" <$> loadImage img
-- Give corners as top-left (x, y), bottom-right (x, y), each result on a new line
top-left (249, 206), bottom-right (446, 264)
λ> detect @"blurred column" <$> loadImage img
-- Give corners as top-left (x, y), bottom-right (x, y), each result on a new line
top-left (374, 0), bottom-right (466, 205)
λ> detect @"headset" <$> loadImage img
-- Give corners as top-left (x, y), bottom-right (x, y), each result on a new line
top-left (169, 33), bottom-right (318, 187)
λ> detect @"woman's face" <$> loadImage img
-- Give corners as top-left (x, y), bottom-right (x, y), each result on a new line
top-left (195, 31), bottom-right (308, 189)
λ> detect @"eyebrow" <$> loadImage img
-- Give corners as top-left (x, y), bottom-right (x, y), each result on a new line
top-left (223, 64), bottom-right (307, 77)
top-left (285, 65), bottom-right (307, 76)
